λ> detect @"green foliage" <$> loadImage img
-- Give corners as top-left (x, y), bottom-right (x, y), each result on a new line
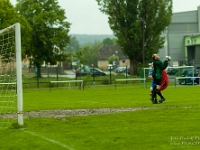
top-left (71, 34), bottom-right (115, 47)
top-left (0, 0), bottom-right (32, 56)
top-left (67, 35), bottom-right (118, 68)
top-left (73, 42), bottom-right (102, 67)
top-left (108, 55), bottom-right (119, 65)
top-left (0, 0), bottom-right (18, 28)
top-left (74, 50), bottom-right (87, 66)
top-left (102, 37), bottom-right (114, 45)
top-left (16, 0), bottom-right (70, 68)
top-left (65, 36), bottom-right (80, 54)
top-left (96, 0), bottom-right (172, 75)
top-left (101, 78), bottom-right (110, 84)
top-left (84, 42), bottom-right (102, 67)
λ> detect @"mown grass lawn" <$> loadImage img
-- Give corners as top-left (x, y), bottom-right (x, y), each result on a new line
top-left (1, 85), bottom-right (200, 150)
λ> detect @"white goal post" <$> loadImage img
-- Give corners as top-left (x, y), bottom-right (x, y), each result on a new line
top-left (0, 23), bottom-right (23, 127)
top-left (143, 65), bottom-right (196, 87)
top-left (167, 66), bottom-right (197, 86)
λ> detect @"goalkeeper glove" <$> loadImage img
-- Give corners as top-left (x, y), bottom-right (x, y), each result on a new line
top-left (165, 56), bottom-right (171, 61)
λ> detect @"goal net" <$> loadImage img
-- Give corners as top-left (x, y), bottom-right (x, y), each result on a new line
top-left (143, 65), bottom-right (197, 87)
top-left (166, 66), bottom-right (198, 85)
top-left (0, 23), bottom-right (23, 128)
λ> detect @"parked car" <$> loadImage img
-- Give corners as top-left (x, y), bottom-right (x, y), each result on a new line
top-left (76, 67), bottom-right (107, 77)
top-left (166, 68), bottom-right (179, 75)
top-left (115, 66), bottom-right (126, 73)
top-left (178, 68), bottom-right (199, 85)
top-left (115, 66), bottom-right (130, 74)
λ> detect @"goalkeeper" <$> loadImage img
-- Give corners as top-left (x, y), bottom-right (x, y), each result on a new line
top-left (148, 63), bottom-right (169, 103)
top-left (151, 54), bottom-right (170, 104)
top-left (148, 64), bottom-right (168, 104)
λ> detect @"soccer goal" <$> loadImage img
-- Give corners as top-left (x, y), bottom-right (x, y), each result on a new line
top-left (143, 65), bottom-right (197, 88)
top-left (0, 23), bottom-right (23, 128)
top-left (141, 67), bottom-right (152, 88)
top-left (166, 66), bottom-right (198, 86)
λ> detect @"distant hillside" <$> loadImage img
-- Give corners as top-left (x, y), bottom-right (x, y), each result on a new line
top-left (70, 34), bottom-right (115, 46)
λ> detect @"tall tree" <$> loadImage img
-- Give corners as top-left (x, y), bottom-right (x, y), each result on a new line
top-left (82, 41), bottom-right (102, 67)
top-left (66, 36), bottom-right (80, 54)
top-left (65, 36), bottom-right (80, 68)
top-left (102, 38), bottom-right (114, 45)
top-left (0, 0), bottom-right (31, 57)
top-left (96, 0), bottom-right (172, 75)
top-left (16, 0), bottom-right (70, 77)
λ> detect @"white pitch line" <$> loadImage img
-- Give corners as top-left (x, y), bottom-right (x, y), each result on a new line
top-left (22, 129), bottom-right (74, 150)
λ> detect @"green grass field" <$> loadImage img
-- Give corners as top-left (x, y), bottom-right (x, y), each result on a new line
top-left (1, 85), bottom-right (200, 150)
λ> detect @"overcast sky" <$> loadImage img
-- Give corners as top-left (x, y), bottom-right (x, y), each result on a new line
top-left (10, 0), bottom-right (200, 34)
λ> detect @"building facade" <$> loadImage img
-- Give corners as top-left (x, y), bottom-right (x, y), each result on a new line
top-left (159, 6), bottom-right (200, 67)
top-left (98, 45), bottom-right (129, 70)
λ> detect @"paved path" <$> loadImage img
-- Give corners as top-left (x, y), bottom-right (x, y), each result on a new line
top-left (40, 70), bottom-right (76, 79)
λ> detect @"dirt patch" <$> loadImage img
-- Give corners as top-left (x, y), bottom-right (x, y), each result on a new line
top-left (0, 106), bottom-right (192, 119)
top-left (1, 107), bottom-right (150, 119)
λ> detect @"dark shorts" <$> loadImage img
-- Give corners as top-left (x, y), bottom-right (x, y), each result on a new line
top-left (154, 79), bottom-right (161, 85)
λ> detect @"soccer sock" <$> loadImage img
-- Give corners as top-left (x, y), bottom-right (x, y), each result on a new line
top-left (157, 91), bottom-right (164, 99)
top-left (152, 89), bottom-right (158, 100)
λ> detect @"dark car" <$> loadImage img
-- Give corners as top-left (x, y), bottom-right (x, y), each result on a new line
top-left (76, 67), bottom-right (107, 77)
top-left (178, 68), bottom-right (199, 85)
top-left (166, 68), bottom-right (178, 75)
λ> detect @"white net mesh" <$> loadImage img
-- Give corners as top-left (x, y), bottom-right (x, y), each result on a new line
top-left (0, 25), bottom-right (17, 128)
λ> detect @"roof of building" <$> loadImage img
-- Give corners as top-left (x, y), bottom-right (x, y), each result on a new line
top-left (98, 45), bottom-right (127, 60)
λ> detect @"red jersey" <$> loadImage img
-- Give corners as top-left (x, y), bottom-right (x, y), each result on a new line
top-left (160, 70), bottom-right (168, 91)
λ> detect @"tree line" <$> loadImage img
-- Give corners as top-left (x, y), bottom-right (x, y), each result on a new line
top-left (66, 36), bottom-right (117, 68)
top-left (0, 0), bottom-right (172, 76)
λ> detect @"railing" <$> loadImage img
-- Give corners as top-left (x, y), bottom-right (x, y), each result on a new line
top-left (175, 77), bottom-right (200, 86)
top-left (49, 80), bottom-right (84, 91)
top-left (115, 78), bottom-right (146, 89)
